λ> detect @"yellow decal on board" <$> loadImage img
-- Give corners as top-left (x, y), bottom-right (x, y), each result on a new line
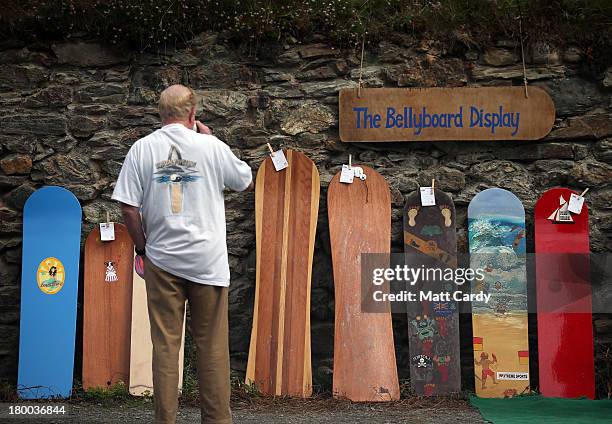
top-left (37, 257), bottom-right (65, 295)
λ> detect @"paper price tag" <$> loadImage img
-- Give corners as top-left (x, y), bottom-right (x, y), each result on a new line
top-left (271, 150), bottom-right (288, 171)
top-left (100, 222), bottom-right (115, 241)
top-left (420, 187), bottom-right (436, 206)
top-left (568, 193), bottom-right (585, 214)
top-left (340, 164), bottom-right (354, 184)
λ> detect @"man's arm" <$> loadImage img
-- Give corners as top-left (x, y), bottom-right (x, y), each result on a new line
top-left (195, 120), bottom-right (254, 191)
top-left (120, 203), bottom-right (146, 252)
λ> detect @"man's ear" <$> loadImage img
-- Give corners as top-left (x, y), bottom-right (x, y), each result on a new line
top-left (189, 106), bottom-right (196, 123)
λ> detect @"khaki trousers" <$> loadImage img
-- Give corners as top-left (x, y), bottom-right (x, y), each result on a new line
top-left (144, 258), bottom-right (232, 424)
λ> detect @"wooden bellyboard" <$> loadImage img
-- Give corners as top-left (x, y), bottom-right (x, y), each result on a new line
top-left (246, 149), bottom-right (319, 397)
top-left (83, 224), bottom-right (134, 390)
top-left (18, 186), bottom-right (82, 399)
top-left (468, 188), bottom-right (529, 398)
top-left (535, 188), bottom-right (594, 399)
top-left (328, 165), bottom-right (399, 402)
top-left (129, 252), bottom-right (186, 396)
top-left (404, 189), bottom-right (461, 395)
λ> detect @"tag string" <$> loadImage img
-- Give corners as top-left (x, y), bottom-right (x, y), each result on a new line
top-left (518, 10), bottom-right (529, 98)
top-left (356, 2), bottom-right (370, 98)
top-left (357, 31), bottom-right (365, 98)
top-left (266, 142), bottom-right (275, 156)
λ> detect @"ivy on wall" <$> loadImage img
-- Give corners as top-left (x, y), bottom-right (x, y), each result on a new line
top-left (1, 0), bottom-right (611, 53)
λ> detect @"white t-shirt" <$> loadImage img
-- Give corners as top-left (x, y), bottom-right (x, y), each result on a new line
top-left (112, 123), bottom-right (252, 286)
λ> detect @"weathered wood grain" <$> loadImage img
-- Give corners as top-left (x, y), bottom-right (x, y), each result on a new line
top-left (328, 166), bottom-right (399, 402)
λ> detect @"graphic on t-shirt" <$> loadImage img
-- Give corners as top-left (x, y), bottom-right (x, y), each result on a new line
top-left (154, 145), bottom-right (201, 214)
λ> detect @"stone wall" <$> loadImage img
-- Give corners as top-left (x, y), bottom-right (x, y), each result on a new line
top-left (1, 33), bottom-right (611, 395)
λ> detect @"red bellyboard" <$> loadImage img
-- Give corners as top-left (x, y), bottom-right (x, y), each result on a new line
top-left (535, 188), bottom-right (594, 399)
top-left (83, 224), bottom-right (134, 390)
top-left (328, 166), bottom-right (400, 402)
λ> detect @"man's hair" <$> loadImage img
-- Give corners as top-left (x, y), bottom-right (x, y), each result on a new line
top-left (158, 84), bottom-right (197, 122)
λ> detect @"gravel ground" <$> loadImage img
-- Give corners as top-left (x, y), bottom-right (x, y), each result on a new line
top-left (0, 399), bottom-right (486, 423)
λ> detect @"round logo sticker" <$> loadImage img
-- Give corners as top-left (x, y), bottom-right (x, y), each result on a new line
top-left (37, 257), bottom-right (65, 295)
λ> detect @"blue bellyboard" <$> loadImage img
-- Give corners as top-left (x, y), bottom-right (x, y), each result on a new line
top-left (18, 186), bottom-right (82, 399)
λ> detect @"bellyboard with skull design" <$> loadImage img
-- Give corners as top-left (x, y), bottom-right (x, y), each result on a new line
top-left (83, 223), bottom-right (134, 390)
top-left (404, 188), bottom-right (461, 395)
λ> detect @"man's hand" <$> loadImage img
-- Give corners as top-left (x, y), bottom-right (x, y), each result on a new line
top-left (195, 120), bottom-right (212, 135)
top-left (134, 254), bottom-right (145, 279)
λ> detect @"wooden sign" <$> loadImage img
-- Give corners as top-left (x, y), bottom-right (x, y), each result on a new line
top-left (339, 87), bottom-right (555, 142)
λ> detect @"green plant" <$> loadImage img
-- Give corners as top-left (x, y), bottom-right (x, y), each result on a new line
top-left (233, 376), bottom-right (262, 398)
top-left (80, 381), bottom-right (133, 405)
top-left (0, 1), bottom-right (610, 53)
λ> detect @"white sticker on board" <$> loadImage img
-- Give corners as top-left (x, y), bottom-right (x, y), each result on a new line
top-left (496, 372), bottom-right (529, 381)
top-left (271, 150), bottom-right (288, 171)
top-left (420, 187), bottom-right (436, 206)
top-left (340, 164), bottom-right (354, 184)
top-left (567, 193), bottom-right (585, 214)
top-left (100, 222), bottom-right (115, 241)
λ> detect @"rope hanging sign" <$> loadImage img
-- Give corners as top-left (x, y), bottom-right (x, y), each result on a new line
top-left (339, 86), bottom-right (555, 142)
top-left (342, 8), bottom-right (554, 142)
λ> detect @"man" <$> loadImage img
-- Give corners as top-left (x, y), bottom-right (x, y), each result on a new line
top-left (112, 84), bottom-right (253, 424)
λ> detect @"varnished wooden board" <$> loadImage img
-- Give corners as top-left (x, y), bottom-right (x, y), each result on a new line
top-left (246, 149), bottom-right (320, 397)
top-left (339, 87), bottom-right (555, 141)
top-left (83, 224), bottom-right (133, 390)
top-left (129, 252), bottom-right (186, 396)
top-left (404, 189), bottom-right (461, 395)
top-left (328, 166), bottom-right (400, 402)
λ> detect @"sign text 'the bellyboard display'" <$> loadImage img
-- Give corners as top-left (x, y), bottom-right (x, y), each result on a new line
top-left (339, 87), bottom-right (555, 142)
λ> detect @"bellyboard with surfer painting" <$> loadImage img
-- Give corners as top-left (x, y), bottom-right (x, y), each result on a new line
top-left (468, 188), bottom-right (529, 398)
